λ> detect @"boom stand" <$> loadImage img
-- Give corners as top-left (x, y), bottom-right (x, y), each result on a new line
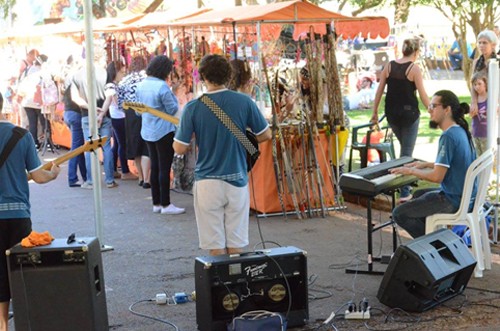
top-left (40, 112), bottom-right (58, 156)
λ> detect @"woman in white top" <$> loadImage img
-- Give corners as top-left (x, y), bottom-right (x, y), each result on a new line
top-left (101, 61), bottom-right (137, 180)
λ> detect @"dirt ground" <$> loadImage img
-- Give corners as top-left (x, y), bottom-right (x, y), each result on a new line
top-left (7, 157), bottom-right (500, 331)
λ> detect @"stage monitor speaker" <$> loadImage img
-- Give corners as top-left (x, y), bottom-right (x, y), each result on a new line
top-left (7, 237), bottom-right (108, 331)
top-left (195, 246), bottom-right (308, 331)
top-left (377, 228), bottom-right (476, 312)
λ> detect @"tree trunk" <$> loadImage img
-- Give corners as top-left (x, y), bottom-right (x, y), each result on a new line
top-left (394, 0), bottom-right (410, 24)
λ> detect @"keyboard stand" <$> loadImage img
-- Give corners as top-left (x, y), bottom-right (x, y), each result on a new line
top-left (346, 190), bottom-right (398, 275)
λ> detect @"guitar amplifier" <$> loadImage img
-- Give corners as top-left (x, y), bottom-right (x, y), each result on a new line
top-left (6, 237), bottom-right (108, 331)
top-left (195, 246), bottom-right (308, 331)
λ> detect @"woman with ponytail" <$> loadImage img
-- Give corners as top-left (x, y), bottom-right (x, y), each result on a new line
top-left (371, 37), bottom-right (430, 202)
top-left (388, 90), bottom-right (476, 238)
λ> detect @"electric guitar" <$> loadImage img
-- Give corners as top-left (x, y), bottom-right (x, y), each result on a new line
top-left (28, 137), bottom-right (108, 180)
top-left (123, 102), bottom-right (180, 125)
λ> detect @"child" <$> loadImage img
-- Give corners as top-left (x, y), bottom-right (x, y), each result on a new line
top-left (470, 72), bottom-right (488, 155)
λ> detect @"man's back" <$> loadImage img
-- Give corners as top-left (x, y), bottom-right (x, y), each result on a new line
top-left (177, 90), bottom-right (268, 186)
top-left (0, 122), bottom-right (41, 219)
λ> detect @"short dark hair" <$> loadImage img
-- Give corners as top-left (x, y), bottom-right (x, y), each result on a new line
top-left (198, 55), bottom-right (231, 86)
top-left (146, 55), bottom-right (173, 80)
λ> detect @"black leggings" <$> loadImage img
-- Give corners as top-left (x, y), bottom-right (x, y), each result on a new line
top-left (24, 107), bottom-right (46, 146)
top-left (146, 132), bottom-right (175, 207)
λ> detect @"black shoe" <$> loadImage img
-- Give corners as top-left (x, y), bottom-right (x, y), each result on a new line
top-left (69, 183), bottom-right (81, 188)
top-left (142, 182), bottom-right (151, 189)
top-left (138, 180), bottom-right (144, 187)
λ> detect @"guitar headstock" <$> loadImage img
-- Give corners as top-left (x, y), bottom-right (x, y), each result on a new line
top-left (81, 136), bottom-right (109, 153)
top-left (123, 102), bottom-right (147, 113)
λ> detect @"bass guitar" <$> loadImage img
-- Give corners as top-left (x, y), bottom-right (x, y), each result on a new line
top-left (123, 102), bottom-right (179, 125)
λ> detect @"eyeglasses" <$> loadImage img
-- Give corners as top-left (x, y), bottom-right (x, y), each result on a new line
top-left (428, 103), bottom-right (443, 110)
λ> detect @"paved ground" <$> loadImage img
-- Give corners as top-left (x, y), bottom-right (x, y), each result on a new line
top-left (6, 146), bottom-right (500, 331)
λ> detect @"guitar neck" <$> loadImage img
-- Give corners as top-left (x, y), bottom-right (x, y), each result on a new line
top-left (123, 102), bottom-right (179, 125)
top-left (32, 137), bottom-right (108, 176)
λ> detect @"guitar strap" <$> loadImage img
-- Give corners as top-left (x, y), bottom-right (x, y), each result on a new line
top-left (0, 127), bottom-right (28, 169)
top-left (199, 94), bottom-right (259, 157)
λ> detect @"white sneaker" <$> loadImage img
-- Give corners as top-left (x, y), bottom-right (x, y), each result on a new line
top-left (153, 205), bottom-right (162, 213)
top-left (81, 182), bottom-right (93, 190)
top-left (161, 204), bottom-right (185, 215)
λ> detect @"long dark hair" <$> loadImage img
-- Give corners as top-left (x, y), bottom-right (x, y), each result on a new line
top-left (433, 89), bottom-right (473, 147)
top-left (105, 60), bottom-right (124, 84)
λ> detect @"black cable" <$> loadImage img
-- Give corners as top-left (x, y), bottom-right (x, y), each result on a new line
top-left (128, 299), bottom-right (180, 330)
top-left (19, 263), bottom-right (33, 331)
top-left (467, 286), bottom-right (500, 295)
top-left (253, 241), bottom-right (282, 250)
top-left (307, 274), bottom-right (333, 301)
top-left (249, 169), bottom-right (268, 249)
top-left (262, 252), bottom-right (293, 320)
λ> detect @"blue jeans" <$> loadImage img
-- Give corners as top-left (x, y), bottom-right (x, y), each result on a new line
top-left (111, 118), bottom-right (130, 173)
top-left (392, 188), bottom-right (456, 238)
top-left (448, 53), bottom-right (463, 69)
top-left (81, 116), bottom-right (114, 184)
top-left (64, 110), bottom-right (87, 185)
top-left (391, 118), bottom-right (419, 197)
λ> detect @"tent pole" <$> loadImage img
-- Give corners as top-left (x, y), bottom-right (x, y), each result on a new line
top-left (256, 22), bottom-right (264, 110)
top-left (487, 59), bottom-right (500, 244)
top-left (83, 0), bottom-right (112, 251)
top-left (232, 21), bottom-right (237, 59)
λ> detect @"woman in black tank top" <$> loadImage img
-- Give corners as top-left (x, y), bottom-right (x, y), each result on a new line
top-left (370, 38), bottom-right (430, 202)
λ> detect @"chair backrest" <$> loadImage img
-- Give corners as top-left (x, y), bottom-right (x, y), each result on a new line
top-left (455, 148), bottom-right (494, 218)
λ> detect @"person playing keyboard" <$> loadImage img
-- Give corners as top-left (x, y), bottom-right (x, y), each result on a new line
top-left (388, 90), bottom-right (476, 238)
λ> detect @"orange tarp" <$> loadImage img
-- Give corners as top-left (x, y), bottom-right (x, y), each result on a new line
top-left (169, 0), bottom-right (389, 40)
top-left (249, 131), bottom-right (336, 214)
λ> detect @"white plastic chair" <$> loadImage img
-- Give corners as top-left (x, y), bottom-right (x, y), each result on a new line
top-left (425, 148), bottom-right (494, 278)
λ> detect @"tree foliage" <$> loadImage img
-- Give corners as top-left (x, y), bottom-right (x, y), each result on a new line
top-left (0, 0), bottom-right (15, 19)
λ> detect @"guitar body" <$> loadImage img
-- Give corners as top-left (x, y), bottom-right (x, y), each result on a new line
top-left (246, 130), bottom-right (260, 172)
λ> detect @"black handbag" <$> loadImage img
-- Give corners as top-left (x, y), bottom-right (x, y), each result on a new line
top-left (200, 94), bottom-right (260, 172)
top-left (227, 310), bottom-right (287, 331)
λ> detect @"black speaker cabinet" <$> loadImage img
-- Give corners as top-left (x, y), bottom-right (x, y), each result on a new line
top-left (6, 237), bottom-right (108, 331)
top-left (377, 229), bottom-right (476, 312)
top-left (195, 246), bottom-right (308, 331)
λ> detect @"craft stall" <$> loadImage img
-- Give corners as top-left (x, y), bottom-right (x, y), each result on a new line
top-left (167, 0), bottom-right (389, 217)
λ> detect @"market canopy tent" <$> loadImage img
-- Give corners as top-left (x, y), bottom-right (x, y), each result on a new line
top-left (129, 8), bottom-right (213, 31)
top-left (168, 0), bottom-right (389, 39)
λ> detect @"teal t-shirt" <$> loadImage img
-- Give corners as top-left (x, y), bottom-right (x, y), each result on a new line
top-left (174, 90), bottom-right (269, 187)
top-left (0, 122), bottom-right (41, 219)
top-left (435, 125), bottom-right (476, 208)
